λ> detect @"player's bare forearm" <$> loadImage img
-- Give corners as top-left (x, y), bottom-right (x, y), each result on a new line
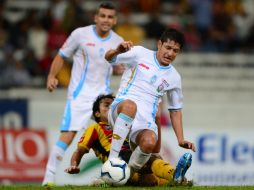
top-left (169, 111), bottom-right (184, 144)
top-left (105, 49), bottom-right (120, 61)
top-left (47, 54), bottom-right (65, 92)
top-left (170, 111), bottom-right (196, 152)
top-left (70, 148), bottom-right (86, 167)
top-left (48, 54), bottom-right (65, 78)
top-left (65, 148), bottom-right (86, 174)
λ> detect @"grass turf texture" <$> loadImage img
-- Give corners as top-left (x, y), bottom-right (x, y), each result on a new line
top-left (0, 186), bottom-right (254, 190)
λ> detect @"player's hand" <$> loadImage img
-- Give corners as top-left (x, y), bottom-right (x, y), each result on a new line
top-left (65, 166), bottom-right (80, 174)
top-left (47, 76), bottom-right (58, 92)
top-left (116, 41), bottom-right (133, 53)
top-left (179, 140), bottom-right (196, 152)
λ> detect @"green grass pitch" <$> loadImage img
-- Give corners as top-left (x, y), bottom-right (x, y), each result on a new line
top-left (0, 186), bottom-right (254, 190)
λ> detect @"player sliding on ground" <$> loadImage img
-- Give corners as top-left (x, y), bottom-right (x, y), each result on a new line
top-left (65, 94), bottom-right (193, 186)
top-left (105, 28), bottom-right (196, 181)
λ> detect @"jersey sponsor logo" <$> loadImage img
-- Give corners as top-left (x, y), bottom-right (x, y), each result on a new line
top-left (86, 43), bottom-right (96, 47)
top-left (112, 134), bottom-right (122, 140)
top-left (138, 63), bottom-right (150, 70)
top-left (157, 79), bottom-right (169, 92)
top-left (162, 79), bottom-right (169, 87)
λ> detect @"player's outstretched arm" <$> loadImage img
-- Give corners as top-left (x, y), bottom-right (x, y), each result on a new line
top-left (47, 54), bottom-right (65, 92)
top-left (65, 147), bottom-right (86, 174)
top-left (105, 41), bottom-right (133, 61)
top-left (169, 111), bottom-right (196, 152)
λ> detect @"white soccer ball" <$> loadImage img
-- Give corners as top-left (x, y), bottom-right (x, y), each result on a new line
top-left (101, 157), bottom-right (130, 186)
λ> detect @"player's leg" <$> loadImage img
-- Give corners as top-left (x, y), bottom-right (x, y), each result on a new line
top-left (108, 99), bottom-right (136, 159)
top-left (42, 131), bottom-right (76, 185)
top-left (42, 100), bottom-right (92, 186)
top-left (128, 129), bottom-right (157, 171)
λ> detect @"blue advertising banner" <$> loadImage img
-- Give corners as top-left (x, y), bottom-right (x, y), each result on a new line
top-left (0, 99), bottom-right (28, 128)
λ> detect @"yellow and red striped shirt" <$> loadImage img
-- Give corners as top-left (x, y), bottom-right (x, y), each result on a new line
top-left (78, 122), bottom-right (131, 163)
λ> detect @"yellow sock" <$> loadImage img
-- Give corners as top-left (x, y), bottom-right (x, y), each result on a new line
top-left (151, 159), bottom-right (175, 182)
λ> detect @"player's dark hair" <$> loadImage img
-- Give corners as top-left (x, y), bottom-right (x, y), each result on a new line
top-left (96, 2), bottom-right (116, 14)
top-left (92, 94), bottom-right (115, 123)
top-left (159, 28), bottom-right (185, 49)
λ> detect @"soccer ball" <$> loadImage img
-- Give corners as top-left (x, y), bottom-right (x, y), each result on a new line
top-left (101, 157), bottom-right (130, 186)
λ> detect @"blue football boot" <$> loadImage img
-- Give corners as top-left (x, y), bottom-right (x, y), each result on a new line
top-left (173, 153), bottom-right (192, 183)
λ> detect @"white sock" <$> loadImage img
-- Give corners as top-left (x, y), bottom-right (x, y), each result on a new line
top-left (128, 146), bottom-right (151, 171)
top-left (109, 113), bottom-right (133, 159)
top-left (42, 141), bottom-right (68, 185)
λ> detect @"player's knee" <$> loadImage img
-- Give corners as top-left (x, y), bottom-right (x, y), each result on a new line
top-left (139, 136), bottom-right (157, 153)
top-left (121, 100), bottom-right (137, 115)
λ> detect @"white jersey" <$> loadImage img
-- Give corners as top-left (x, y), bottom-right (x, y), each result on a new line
top-left (111, 46), bottom-right (183, 113)
top-left (59, 25), bottom-right (123, 131)
top-left (59, 25), bottom-right (123, 101)
top-left (108, 46), bottom-right (183, 141)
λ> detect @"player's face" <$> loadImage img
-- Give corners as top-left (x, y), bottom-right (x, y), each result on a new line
top-left (98, 98), bottom-right (114, 123)
top-left (156, 40), bottom-right (181, 66)
top-left (94, 8), bottom-right (117, 33)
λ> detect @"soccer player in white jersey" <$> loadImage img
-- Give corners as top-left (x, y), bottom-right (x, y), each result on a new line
top-left (43, 2), bottom-right (124, 186)
top-left (105, 28), bottom-right (196, 182)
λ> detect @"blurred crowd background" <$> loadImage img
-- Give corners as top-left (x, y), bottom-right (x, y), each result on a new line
top-left (0, 0), bottom-right (254, 89)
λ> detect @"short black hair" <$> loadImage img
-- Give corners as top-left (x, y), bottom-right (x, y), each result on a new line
top-left (159, 28), bottom-right (185, 49)
top-left (92, 94), bottom-right (115, 123)
top-left (96, 2), bottom-right (116, 13)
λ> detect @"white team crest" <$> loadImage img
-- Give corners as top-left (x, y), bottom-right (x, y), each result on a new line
top-left (99, 48), bottom-right (105, 58)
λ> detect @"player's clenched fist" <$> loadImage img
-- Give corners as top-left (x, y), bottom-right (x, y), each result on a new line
top-left (116, 41), bottom-right (133, 53)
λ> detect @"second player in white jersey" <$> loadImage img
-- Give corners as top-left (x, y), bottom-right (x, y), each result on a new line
top-left (60, 25), bottom-right (123, 101)
top-left (43, 3), bottom-right (123, 186)
top-left (60, 25), bottom-right (123, 131)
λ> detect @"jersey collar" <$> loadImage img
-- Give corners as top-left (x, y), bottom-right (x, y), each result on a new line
top-left (92, 25), bottom-right (112, 42)
top-left (153, 51), bottom-right (171, 70)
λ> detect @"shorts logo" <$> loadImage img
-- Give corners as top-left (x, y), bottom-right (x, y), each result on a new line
top-left (112, 134), bottom-right (122, 140)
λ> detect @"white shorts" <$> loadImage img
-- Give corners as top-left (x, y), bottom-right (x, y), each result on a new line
top-left (108, 98), bottom-right (158, 144)
top-left (60, 98), bottom-right (93, 131)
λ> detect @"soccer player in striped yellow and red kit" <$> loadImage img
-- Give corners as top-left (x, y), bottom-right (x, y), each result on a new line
top-left (65, 94), bottom-right (178, 186)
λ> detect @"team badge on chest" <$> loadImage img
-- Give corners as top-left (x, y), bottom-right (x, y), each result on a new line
top-left (150, 75), bottom-right (158, 84)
